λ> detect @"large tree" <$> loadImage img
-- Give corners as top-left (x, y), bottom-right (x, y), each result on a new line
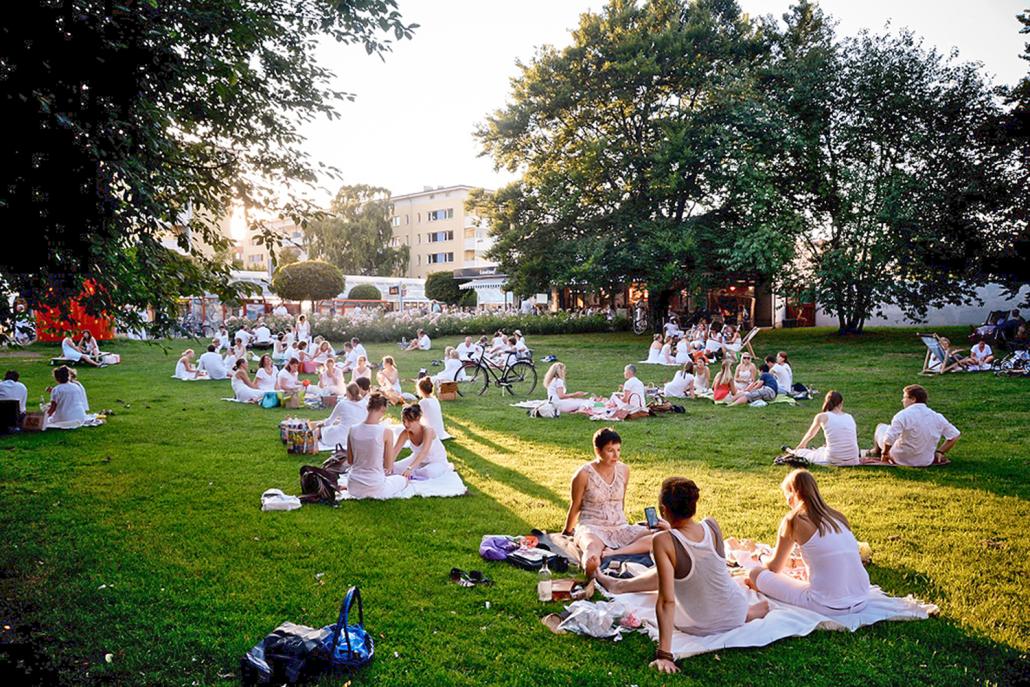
top-left (752, 2), bottom-right (1017, 332)
top-left (303, 184), bottom-right (409, 277)
top-left (473, 0), bottom-right (785, 324)
top-left (0, 1), bottom-right (414, 337)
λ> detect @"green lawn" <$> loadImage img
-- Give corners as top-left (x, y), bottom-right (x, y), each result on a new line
top-left (0, 328), bottom-right (1027, 686)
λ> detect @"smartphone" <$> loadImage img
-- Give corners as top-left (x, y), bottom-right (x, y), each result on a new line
top-left (644, 506), bottom-right (659, 529)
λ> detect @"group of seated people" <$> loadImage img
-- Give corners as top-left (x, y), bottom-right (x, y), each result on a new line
top-left (646, 322), bottom-right (744, 366)
top-left (561, 427), bottom-right (893, 672)
top-left (60, 331), bottom-right (107, 367)
top-left (404, 329), bottom-right (531, 367)
top-left (659, 351), bottom-right (794, 403)
top-left (930, 336), bottom-right (997, 372)
top-left (0, 365), bottom-right (94, 430)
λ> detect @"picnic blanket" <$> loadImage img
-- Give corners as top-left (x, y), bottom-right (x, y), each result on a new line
top-left (170, 375), bottom-right (212, 381)
top-left (335, 464), bottom-right (467, 500)
top-left (45, 414), bottom-right (105, 430)
top-left (637, 360), bottom-right (679, 366)
top-left (591, 584), bottom-right (936, 658)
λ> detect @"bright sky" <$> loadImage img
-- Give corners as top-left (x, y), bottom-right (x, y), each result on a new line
top-left (293, 0), bottom-right (1027, 208)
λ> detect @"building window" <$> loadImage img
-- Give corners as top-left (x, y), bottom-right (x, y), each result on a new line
top-left (247, 254), bottom-right (263, 264)
top-left (417, 255), bottom-right (421, 265)
top-left (428, 252), bottom-right (454, 264)
top-left (392, 216), bottom-right (401, 226)
top-left (405, 214), bottom-right (409, 224)
top-left (464, 250), bottom-right (476, 261)
top-left (428, 230), bottom-right (453, 243)
top-left (427, 209), bottom-right (454, 222)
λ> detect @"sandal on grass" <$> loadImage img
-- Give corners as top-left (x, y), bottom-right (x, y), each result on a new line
top-left (449, 568), bottom-right (493, 587)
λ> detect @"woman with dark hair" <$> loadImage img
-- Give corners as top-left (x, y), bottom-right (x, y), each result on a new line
top-left (416, 377), bottom-right (452, 440)
top-left (276, 358), bottom-right (302, 392)
top-left (77, 330), bottom-right (101, 358)
top-left (563, 428), bottom-right (653, 576)
top-left (787, 390), bottom-right (860, 466)
top-left (61, 331), bottom-right (102, 367)
top-left (319, 382), bottom-right (368, 447)
top-left (748, 469), bottom-right (870, 615)
top-left (390, 404), bottom-right (449, 480)
top-left (230, 359), bottom-right (264, 403)
top-left (346, 393), bottom-right (406, 499)
top-left (254, 354), bottom-right (278, 391)
top-left (46, 365), bottom-right (89, 426)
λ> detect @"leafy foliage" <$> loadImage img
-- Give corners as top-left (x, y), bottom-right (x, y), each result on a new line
top-left (424, 271), bottom-right (468, 304)
top-left (347, 284), bottom-right (383, 300)
top-left (270, 260), bottom-right (345, 305)
top-left (0, 1), bottom-right (414, 336)
top-left (304, 185), bottom-right (410, 277)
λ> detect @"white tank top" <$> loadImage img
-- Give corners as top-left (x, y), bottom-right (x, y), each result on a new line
top-left (822, 412), bottom-right (860, 465)
top-left (409, 429), bottom-right (447, 465)
top-left (799, 524), bottom-right (870, 609)
top-left (347, 423), bottom-right (387, 492)
top-left (670, 522), bottom-right (749, 634)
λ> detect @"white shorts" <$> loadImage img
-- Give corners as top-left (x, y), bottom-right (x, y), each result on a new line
top-left (756, 570), bottom-right (867, 615)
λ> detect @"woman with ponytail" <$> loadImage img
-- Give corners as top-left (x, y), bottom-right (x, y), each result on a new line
top-left (787, 390), bottom-right (860, 466)
top-left (748, 469), bottom-right (870, 615)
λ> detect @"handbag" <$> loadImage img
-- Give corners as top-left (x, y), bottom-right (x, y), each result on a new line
top-left (322, 587), bottom-right (374, 671)
top-left (261, 391), bottom-right (280, 409)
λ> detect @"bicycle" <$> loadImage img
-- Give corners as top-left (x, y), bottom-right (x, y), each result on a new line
top-left (632, 304), bottom-right (650, 335)
top-left (453, 349), bottom-right (537, 397)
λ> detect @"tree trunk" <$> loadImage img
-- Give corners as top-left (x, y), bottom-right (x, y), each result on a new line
top-left (648, 289), bottom-right (674, 333)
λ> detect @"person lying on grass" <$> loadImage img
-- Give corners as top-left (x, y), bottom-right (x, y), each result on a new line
top-left (746, 469), bottom-right (870, 615)
top-left (563, 427), bottom-right (654, 577)
top-left (589, 476), bottom-right (769, 674)
top-left (865, 384), bottom-right (959, 467)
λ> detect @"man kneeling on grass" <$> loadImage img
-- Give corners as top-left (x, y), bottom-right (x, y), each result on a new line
top-left (865, 384), bottom-right (959, 467)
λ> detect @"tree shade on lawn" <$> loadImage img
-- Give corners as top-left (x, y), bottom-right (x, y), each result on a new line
top-left (0, 328), bottom-right (1027, 686)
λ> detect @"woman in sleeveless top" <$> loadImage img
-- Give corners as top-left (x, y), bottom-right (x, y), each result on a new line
top-left (711, 358), bottom-right (736, 402)
top-left (659, 337), bottom-right (675, 365)
top-left (673, 338), bottom-right (691, 364)
top-left (390, 404), bottom-right (450, 480)
top-left (734, 353), bottom-right (758, 386)
top-left (789, 391), bottom-right (860, 466)
top-left (416, 377), bottom-right (452, 440)
top-left (346, 393), bottom-right (407, 499)
top-left (645, 334), bottom-right (663, 363)
top-left (662, 361), bottom-right (695, 399)
top-left (748, 469), bottom-right (870, 615)
top-left (230, 359), bottom-right (264, 403)
top-left (254, 355), bottom-right (279, 391)
top-left (544, 362), bottom-right (592, 413)
top-left (377, 356), bottom-right (404, 404)
top-left (562, 428), bottom-right (652, 574)
top-left (175, 349), bottom-right (198, 380)
top-left (318, 357), bottom-right (345, 395)
top-left (319, 382), bottom-right (369, 448)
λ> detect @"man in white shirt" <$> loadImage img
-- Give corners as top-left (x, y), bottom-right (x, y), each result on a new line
top-left (0, 370), bottom-right (28, 413)
top-left (235, 326), bottom-right (252, 348)
top-left (968, 339), bottom-right (994, 371)
top-left (870, 384), bottom-right (959, 467)
top-left (456, 336), bottom-right (475, 361)
top-left (418, 330), bottom-right (432, 350)
top-left (350, 338), bottom-right (368, 361)
top-left (197, 345), bottom-right (228, 380)
top-left (273, 304), bottom-right (288, 317)
top-left (610, 364), bottom-right (647, 417)
top-left (253, 322), bottom-right (272, 344)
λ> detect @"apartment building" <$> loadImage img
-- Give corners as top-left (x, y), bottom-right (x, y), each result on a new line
top-left (389, 185), bottom-right (495, 279)
top-left (239, 218), bottom-right (307, 274)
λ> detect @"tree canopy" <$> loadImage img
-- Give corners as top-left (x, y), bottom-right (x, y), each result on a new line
top-left (304, 185), bottom-right (410, 277)
top-left (348, 283), bottom-right (382, 300)
top-left (271, 260), bottom-right (345, 306)
top-left (424, 271), bottom-right (468, 305)
top-left (0, 1), bottom-right (414, 337)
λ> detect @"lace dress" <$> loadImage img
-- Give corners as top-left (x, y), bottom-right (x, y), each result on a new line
top-left (573, 463), bottom-right (650, 550)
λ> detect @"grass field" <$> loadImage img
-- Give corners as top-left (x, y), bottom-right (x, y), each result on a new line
top-left (0, 327), bottom-right (1027, 686)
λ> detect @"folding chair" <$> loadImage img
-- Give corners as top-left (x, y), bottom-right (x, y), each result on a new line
top-left (739, 327), bottom-right (760, 358)
top-left (918, 333), bottom-right (965, 375)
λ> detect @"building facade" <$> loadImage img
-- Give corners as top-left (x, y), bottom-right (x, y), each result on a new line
top-left (239, 218), bottom-right (307, 274)
top-left (389, 185), bottom-right (495, 279)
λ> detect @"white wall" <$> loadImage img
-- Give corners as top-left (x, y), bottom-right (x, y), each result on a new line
top-left (814, 283), bottom-right (1027, 328)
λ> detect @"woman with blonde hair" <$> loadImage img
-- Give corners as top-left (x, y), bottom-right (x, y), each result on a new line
top-left (787, 391), bottom-right (860, 466)
top-left (662, 361), bottom-right (695, 399)
top-left (319, 382), bottom-right (368, 447)
top-left (318, 356), bottom-right (345, 395)
top-left (748, 469), bottom-right (870, 615)
top-left (174, 349), bottom-right (198, 380)
top-left (645, 333), bottom-right (663, 364)
top-left (734, 352), bottom-right (758, 386)
top-left (376, 355), bottom-right (404, 403)
top-left (711, 358), bottom-right (736, 402)
top-left (544, 362), bottom-right (592, 413)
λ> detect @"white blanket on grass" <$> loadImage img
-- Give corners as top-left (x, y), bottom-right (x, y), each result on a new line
top-left (594, 585), bottom-right (936, 659)
top-left (45, 414), bottom-right (105, 430)
top-left (335, 464), bottom-right (467, 500)
top-left (637, 360), bottom-right (679, 366)
top-left (170, 375), bottom-right (212, 381)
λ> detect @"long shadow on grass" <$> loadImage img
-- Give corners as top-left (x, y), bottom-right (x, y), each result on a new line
top-left (444, 417), bottom-right (514, 454)
top-left (446, 443), bottom-right (566, 509)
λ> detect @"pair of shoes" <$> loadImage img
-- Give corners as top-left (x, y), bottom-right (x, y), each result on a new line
top-left (449, 568), bottom-right (494, 587)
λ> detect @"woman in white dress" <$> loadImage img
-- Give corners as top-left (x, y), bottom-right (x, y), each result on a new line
top-left (723, 325), bottom-right (742, 359)
top-left (345, 393), bottom-right (407, 500)
top-left (295, 314), bottom-right (311, 344)
top-left (276, 358), bottom-right (302, 392)
top-left (645, 334), bottom-right (663, 363)
top-left (663, 362), bottom-right (695, 399)
top-left (351, 355), bottom-right (372, 384)
top-left (318, 357), bottom-right (345, 395)
top-left (319, 382), bottom-right (368, 448)
top-left (174, 349), bottom-right (199, 380)
top-left (748, 469), bottom-right (870, 615)
top-left (788, 391), bottom-right (860, 466)
top-left (61, 332), bottom-right (101, 367)
top-left (432, 348), bottom-right (465, 384)
top-left (734, 353), bottom-right (758, 386)
top-left (46, 366), bottom-right (89, 427)
top-left (659, 337), bottom-right (675, 365)
top-left (230, 359), bottom-right (265, 403)
top-left (416, 377), bottom-right (452, 440)
top-left (224, 338), bottom-right (247, 367)
top-left (77, 331), bottom-right (102, 357)
top-left (704, 328), bottom-right (724, 359)
top-left (390, 404), bottom-right (451, 480)
top-left (489, 330), bottom-right (507, 355)
top-left (544, 362), bottom-right (592, 413)
top-left (673, 337), bottom-right (691, 365)
top-left (376, 355), bottom-right (403, 404)
top-left (272, 334), bottom-right (289, 365)
top-left (312, 340), bottom-right (333, 364)
top-left (692, 360), bottom-right (711, 395)
top-left (254, 355), bottom-right (279, 392)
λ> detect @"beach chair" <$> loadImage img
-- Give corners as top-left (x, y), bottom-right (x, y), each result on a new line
top-left (918, 333), bottom-right (965, 375)
top-left (740, 327), bottom-right (760, 358)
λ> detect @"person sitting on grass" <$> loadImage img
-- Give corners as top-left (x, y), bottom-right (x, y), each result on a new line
top-left (223, 338), bottom-right (247, 366)
top-left (46, 365), bottom-right (89, 427)
top-left (351, 337), bottom-right (368, 362)
top-left (276, 358), bottom-right (302, 393)
top-left (0, 370), bottom-right (28, 415)
top-left (61, 331), bottom-right (102, 367)
top-left (416, 376), bottom-right (451, 440)
top-left (230, 358), bottom-right (264, 403)
top-left (866, 384), bottom-right (959, 467)
top-left (253, 321), bottom-right (272, 346)
top-left (351, 355), bottom-right (372, 384)
top-left (747, 469), bottom-right (870, 615)
top-left (174, 349), bottom-right (199, 380)
top-left (662, 361), bottom-right (695, 399)
top-left (376, 355), bottom-right (404, 404)
top-left (318, 382), bottom-right (368, 448)
top-left (968, 338), bottom-right (994, 371)
top-left (728, 363), bottom-right (777, 405)
top-left (734, 353), bottom-right (758, 386)
top-left (254, 355), bottom-right (278, 391)
top-left (77, 330), bottom-right (102, 358)
top-left (235, 324), bottom-right (252, 349)
top-left (198, 344), bottom-right (227, 380)
top-left (390, 403), bottom-right (451, 480)
top-left (645, 334), bottom-right (663, 364)
top-left (659, 336), bottom-right (675, 365)
top-left (592, 477), bottom-right (769, 674)
top-left (769, 352), bottom-right (793, 395)
top-left (784, 390), bottom-right (860, 466)
top-left (563, 428), bottom-right (654, 577)
top-left (544, 362), bottom-right (593, 413)
top-left (456, 336), bottom-right (477, 361)
top-left (607, 364), bottom-right (647, 418)
top-left (216, 325), bottom-right (230, 351)
top-left (711, 358), bottom-right (737, 402)
top-left (405, 328), bottom-right (431, 351)
top-left (344, 393), bottom-right (406, 500)
top-left (318, 357), bottom-right (345, 395)
top-left (433, 347), bottom-right (466, 385)
top-left (692, 360), bottom-right (711, 396)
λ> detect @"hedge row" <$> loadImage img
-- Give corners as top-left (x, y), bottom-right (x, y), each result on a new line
top-left (223, 312), bottom-right (629, 344)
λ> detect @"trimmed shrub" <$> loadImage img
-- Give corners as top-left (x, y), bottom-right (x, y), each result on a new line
top-left (270, 260), bottom-right (345, 304)
top-left (348, 284), bottom-right (382, 300)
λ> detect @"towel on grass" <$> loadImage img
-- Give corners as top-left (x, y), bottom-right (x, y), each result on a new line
top-left (45, 414), bottom-right (105, 430)
top-left (511, 400), bottom-right (547, 410)
top-left (335, 464), bottom-right (467, 500)
top-left (637, 360), bottom-right (679, 366)
top-left (601, 584), bottom-right (936, 659)
top-left (170, 375), bottom-right (212, 381)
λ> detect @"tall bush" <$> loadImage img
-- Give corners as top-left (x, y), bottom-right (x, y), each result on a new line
top-left (348, 284), bottom-right (382, 300)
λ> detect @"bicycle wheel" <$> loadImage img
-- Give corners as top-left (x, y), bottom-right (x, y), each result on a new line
top-left (456, 361), bottom-right (489, 397)
top-left (502, 361), bottom-right (537, 397)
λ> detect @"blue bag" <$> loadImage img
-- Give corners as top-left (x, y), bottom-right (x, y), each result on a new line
top-left (261, 391), bottom-right (280, 409)
top-left (322, 587), bottom-right (374, 671)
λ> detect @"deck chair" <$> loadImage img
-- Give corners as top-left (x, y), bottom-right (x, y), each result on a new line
top-left (918, 333), bottom-right (965, 375)
top-left (740, 327), bottom-right (760, 358)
